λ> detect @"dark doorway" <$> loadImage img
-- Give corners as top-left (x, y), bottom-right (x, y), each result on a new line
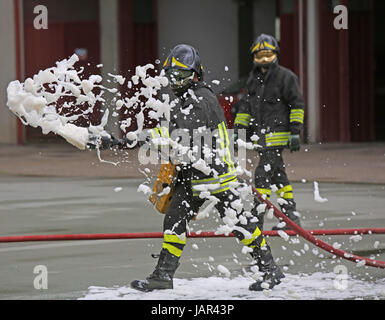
top-left (374, 0), bottom-right (385, 141)
top-left (237, 0), bottom-right (254, 79)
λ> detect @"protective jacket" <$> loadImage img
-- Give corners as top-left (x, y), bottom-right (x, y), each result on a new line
top-left (234, 62), bottom-right (305, 148)
top-left (150, 81), bottom-right (237, 197)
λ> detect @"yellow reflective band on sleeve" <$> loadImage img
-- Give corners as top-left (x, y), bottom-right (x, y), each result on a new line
top-left (164, 234), bottom-right (186, 245)
top-left (218, 122), bottom-right (236, 173)
top-left (150, 128), bottom-right (158, 139)
top-left (150, 127), bottom-right (170, 148)
top-left (234, 113), bottom-right (251, 127)
top-left (221, 122), bottom-right (236, 172)
top-left (235, 113), bottom-right (251, 120)
top-left (234, 120), bottom-right (249, 127)
top-left (159, 127), bottom-right (170, 138)
top-left (241, 227), bottom-right (262, 246)
top-left (190, 122), bottom-right (238, 196)
top-left (290, 109), bottom-right (305, 124)
top-left (163, 243), bottom-right (182, 257)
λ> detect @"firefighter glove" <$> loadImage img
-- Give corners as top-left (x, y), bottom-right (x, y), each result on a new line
top-left (287, 134), bottom-right (300, 153)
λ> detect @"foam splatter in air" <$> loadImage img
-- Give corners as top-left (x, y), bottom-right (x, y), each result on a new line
top-left (7, 54), bottom-right (106, 149)
top-left (6, 54), bottom-right (266, 281)
top-left (6, 54), bottom-right (171, 150)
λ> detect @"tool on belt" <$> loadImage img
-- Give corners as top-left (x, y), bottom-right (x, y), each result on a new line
top-left (149, 162), bottom-right (177, 214)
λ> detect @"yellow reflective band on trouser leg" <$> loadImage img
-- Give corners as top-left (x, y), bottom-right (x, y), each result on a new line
top-left (276, 185), bottom-right (294, 200)
top-left (164, 234), bottom-right (187, 245)
top-left (241, 227), bottom-right (266, 249)
top-left (163, 234), bottom-right (186, 257)
top-left (256, 188), bottom-right (271, 199)
top-left (162, 243), bottom-right (182, 257)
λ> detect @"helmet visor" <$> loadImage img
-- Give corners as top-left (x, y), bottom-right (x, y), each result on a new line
top-left (165, 68), bottom-right (194, 90)
top-left (253, 50), bottom-right (277, 65)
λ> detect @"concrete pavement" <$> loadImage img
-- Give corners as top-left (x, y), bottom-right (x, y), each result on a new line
top-left (0, 141), bottom-right (384, 183)
top-left (0, 142), bottom-right (384, 300)
top-left (0, 177), bottom-right (384, 300)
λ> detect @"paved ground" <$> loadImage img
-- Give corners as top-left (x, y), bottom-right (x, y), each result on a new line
top-left (0, 142), bottom-right (384, 300)
top-left (0, 177), bottom-right (384, 300)
top-left (0, 141), bottom-right (384, 183)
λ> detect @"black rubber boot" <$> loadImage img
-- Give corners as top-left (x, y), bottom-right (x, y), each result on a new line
top-left (249, 245), bottom-right (285, 291)
top-left (130, 249), bottom-right (180, 292)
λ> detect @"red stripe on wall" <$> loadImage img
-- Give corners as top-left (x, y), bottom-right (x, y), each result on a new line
top-left (14, 0), bottom-right (24, 145)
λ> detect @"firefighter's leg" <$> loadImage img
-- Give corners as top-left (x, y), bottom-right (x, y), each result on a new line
top-left (272, 149), bottom-right (302, 230)
top-left (214, 190), bottom-right (284, 291)
top-left (251, 150), bottom-right (275, 230)
top-left (131, 180), bottom-right (202, 292)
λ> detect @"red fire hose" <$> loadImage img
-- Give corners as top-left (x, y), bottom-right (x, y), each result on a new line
top-left (0, 189), bottom-right (384, 269)
top-left (251, 187), bottom-right (385, 269)
top-left (0, 228), bottom-right (384, 243)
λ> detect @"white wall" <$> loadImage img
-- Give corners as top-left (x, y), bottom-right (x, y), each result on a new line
top-left (158, 0), bottom-right (239, 93)
top-left (0, 0), bottom-right (18, 144)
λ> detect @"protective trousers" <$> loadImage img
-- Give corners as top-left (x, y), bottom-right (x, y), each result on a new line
top-left (161, 174), bottom-right (267, 261)
top-left (253, 148), bottom-right (297, 228)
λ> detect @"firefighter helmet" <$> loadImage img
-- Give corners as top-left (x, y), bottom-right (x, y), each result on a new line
top-left (163, 44), bottom-right (203, 95)
top-left (250, 34), bottom-right (279, 55)
top-left (163, 44), bottom-right (203, 78)
top-left (250, 34), bottom-right (279, 67)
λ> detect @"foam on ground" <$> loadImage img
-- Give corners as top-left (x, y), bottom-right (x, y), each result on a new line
top-left (79, 272), bottom-right (385, 300)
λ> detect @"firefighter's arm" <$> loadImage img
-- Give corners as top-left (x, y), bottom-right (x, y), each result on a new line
top-left (233, 94), bottom-right (252, 131)
top-left (283, 73), bottom-right (305, 135)
top-left (87, 131), bottom-right (134, 150)
top-left (232, 93), bottom-right (252, 150)
top-left (283, 73), bottom-right (305, 152)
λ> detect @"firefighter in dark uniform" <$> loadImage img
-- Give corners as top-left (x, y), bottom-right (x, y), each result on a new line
top-left (130, 44), bottom-right (284, 292)
top-left (233, 34), bottom-right (305, 231)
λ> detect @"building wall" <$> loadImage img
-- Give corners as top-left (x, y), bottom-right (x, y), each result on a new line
top-left (253, 0), bottom-right (277, 39)
top-left (157, 0), bottom-right (239, 93)
top-left (0, 0), bottom-right (18, 144)
top-left (100, 0), bottom-right (120, 136)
